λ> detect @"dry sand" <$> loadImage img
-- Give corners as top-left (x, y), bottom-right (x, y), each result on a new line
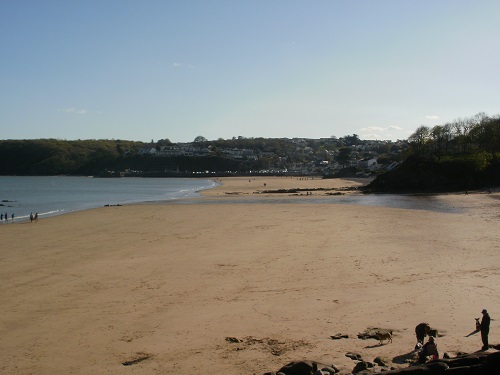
top-left (1, 177), bottom-right (499, 374)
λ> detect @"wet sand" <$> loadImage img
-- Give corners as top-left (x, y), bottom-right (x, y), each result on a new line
top-left (1, 177), bottom-right (499, 374)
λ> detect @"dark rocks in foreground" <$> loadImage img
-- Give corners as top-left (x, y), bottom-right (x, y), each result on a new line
top-left (377, 350), bottom-right (500, 375)
top-left (265, 350), bottom-right (500, 375)
top-left (264, 360), bottom-right (339, 375)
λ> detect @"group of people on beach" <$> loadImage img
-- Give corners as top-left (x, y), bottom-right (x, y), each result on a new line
top-left (1, 212), bottom-right (14, 223)
top-left (0, 212), bottom-right (39, 223)
top-left (415, 308), bottom-right (491, 363)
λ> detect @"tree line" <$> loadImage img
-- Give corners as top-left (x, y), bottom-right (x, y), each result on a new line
top-left (366, 113), bottom-right (500, 193)
top-left (1, 112), bottom-right (499, 193)
top-left (0, 139), bottom-right (143, 175)
top-left (408, 113), bottom-right (500, 159)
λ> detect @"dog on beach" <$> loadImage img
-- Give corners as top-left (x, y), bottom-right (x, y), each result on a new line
top-left (376, 331), bottom-right (393, 345)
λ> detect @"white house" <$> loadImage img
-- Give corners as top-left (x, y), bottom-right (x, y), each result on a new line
top-left (358, 157), bottom-right (378, 170)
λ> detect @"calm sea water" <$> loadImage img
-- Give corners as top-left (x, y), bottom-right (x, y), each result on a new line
top-left (0, 176), bottom-right (217, 222)
top-left (0, 176), bottom-right (462, 223)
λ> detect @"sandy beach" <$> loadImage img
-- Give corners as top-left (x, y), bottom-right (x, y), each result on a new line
top-left (1, 177), bottom-right (499, 374)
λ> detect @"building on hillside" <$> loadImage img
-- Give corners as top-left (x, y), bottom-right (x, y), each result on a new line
top-left (157, 146), bottom-right (182, 156)
top-left (138, 147), bottom-right (157, 155)
top-left (358, 157), bottom-right (378, 170)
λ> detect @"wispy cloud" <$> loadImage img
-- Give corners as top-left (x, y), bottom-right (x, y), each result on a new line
top-left (425, 115), bottom-right (440, 120)
top-left (361, 126), bottom-right (385, 132)
top-left (58, 107), bottom-right (87, 115)
top-left (359, 125), bottom-right (406, 140)
top-left (172, 62), bottom-right (194, 68)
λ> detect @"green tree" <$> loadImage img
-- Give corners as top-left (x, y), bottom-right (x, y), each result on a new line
top-left (336, 147), bottom-right (352, 167)
top-left (194, 136), bottom-right (207, 143)
top-left (408, 126), bottom-right (430, 155)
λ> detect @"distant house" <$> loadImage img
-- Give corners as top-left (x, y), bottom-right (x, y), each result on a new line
top-left (138, 147), bottom-right (157, 155)
top-left (158, 146), bottom-right (182, 156)
top-left (223, 148), bottom-right (245, 159)
top-left (358, 157), bottom-right (378, 170)
top-left (259, 151), bottom-right (275, 158)
top-left (193, 147), bottom-right (211, 157)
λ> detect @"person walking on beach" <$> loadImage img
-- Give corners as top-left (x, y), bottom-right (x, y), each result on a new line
top-left (11, 213), bottom-right (14, 222)
top-left (480, 309), bottom-right (490, 350)
top-left (34, 213), bottom-right (38, 222)
top-left (30, 213), bottom-right (34, 223)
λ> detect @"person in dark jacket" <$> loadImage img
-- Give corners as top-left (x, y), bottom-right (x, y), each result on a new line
top-left (480, 309), bottom-right (490, 350)
top-left (415, 323), bottom-right (431, 346)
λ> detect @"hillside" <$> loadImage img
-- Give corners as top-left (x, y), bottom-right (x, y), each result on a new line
top-left (365, 113), bottom-right (500, 193)
top-left (364, 155), bottom-right (500, 193)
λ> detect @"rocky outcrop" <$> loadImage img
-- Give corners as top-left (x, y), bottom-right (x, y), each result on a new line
top-left (263, 360), bottom-right (339, 375)
top-left (266, 351), bottom-right (500, 375)
top-left (353, 351), bottom-right (500, 375)
top-left (363, 155), bottom-right (500, 194)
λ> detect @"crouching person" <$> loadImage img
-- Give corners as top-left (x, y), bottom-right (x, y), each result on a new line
top-left (418, 336), bottom-right (438, 363)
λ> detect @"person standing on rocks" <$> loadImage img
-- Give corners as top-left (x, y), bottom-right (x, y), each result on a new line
top-left (480, 309), bottom-right (490, 350)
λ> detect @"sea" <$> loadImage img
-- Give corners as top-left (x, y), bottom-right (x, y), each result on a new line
top-left (0, 176), bottom-right (217, 223)
top-left (0, 176), bottom-right (462, 224)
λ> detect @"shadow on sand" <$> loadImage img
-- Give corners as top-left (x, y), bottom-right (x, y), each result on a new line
top-left (465, 329), bottom-right (480, 337)
top-left (364, 343), bottom-right (385, 349)
top-left (392, 351), bottom-right (417, 365)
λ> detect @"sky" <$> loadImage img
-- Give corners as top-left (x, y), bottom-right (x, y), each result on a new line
top-left (1, 1), bottom-right (499, 143)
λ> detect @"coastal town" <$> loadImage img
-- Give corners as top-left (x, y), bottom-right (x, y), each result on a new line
top-left (133, 136), bottom-right (408, 177)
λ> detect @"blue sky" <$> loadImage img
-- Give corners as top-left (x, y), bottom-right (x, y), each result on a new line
top-left (1, 1), bottom-right (499, 142)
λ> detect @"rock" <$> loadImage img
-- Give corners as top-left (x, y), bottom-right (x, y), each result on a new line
top-left (270, 352), bottom-right (500, 375)
top-left (425, 361), bottom-right (448, 372)
top-left (330, 334), bottom-right (349, 340)
top-left (278, 361), bottom-right (326, 375)
top-left (374, 356), bottom-right (388, 367)
top-left (486, 351), bottom-right (500, 369)
top-left (352, 361), bottom-right (369, 373)
top-left (367, 350), bottom-right (500, 374)
top-left (320, 365), bottom-right (339, 374)
top-left (276, 361), bottom-right (339, 375)
top-left (346, 352), bottom-right (364, 361)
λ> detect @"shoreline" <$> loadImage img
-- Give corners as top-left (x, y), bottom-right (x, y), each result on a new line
top-left (1, 177), bottom-right (499, 374)
top-left (4, 175), bottom-right (497, 224)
